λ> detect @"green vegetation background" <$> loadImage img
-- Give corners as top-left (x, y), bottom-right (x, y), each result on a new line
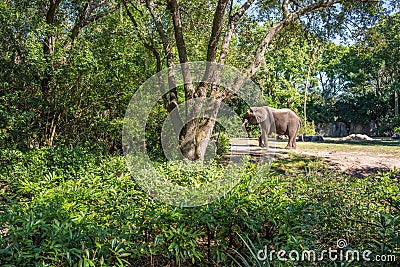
top-left (1, 0), bottom-right (399, 266)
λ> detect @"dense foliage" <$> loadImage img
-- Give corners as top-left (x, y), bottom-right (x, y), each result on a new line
top-left (1, 1), bottom-right (399, 152)
top-left (1, 0), bottom-right (399, 266)
top-left (1, 147), bottom-right (399, 266)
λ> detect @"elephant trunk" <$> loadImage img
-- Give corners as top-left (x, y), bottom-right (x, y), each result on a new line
top-left (241, 119), bottom-right (248, 133)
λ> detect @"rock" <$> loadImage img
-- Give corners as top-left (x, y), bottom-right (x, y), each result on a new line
top-left (311, 135), bottom-right (324, 142)
top-left (317, 122), bottom-right (348, 137)
top-left (317, 120), bottom-right (378, 137)
top-left (349, 121), bottom-right (378, 136)
top-left (392, 133), bottom-right (400, 140)
top-left (297, 135), bottom-right (324, 142)
top-left (276, 135), bottom-right (287, 140)
top-left (299, 135), bottom-right (311, 142)
top-left (341, 134), bottom-right (373, 141)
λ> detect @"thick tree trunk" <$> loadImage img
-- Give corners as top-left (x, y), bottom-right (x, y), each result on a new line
top-left (180, 106), bottom-right (220, 161)
top-left (146, 0), bottom-right (343, 161)
top-left (178, 0), bottom-right (243, 161)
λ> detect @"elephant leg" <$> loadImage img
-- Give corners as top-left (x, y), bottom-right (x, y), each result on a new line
top-left (285, 135), bottom-right (296, 149)
top-left (258, 136), bottom-right (263, 147)
top-left (286, 125), bottom-right (300, 148)
top-left (285, 140), bottom-right (291, 149)
top-left (260, 130), bottom-right (268, 148)
top-left (291, 123), bottom-right (301, 148)
top-left (291, 136), bottom-right (296, 148)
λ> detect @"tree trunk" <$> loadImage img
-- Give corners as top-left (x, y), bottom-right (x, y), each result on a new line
top-left (41, 0), bottom-right (59, 99)
top-left (180, 96), bottom-right (222, 161)
top-left (39, 0), bottom-right (120, 146)
top-left (180, 121), bottom-right (215, 161)
top-left (39, 1), bottom-right (60, 146)
top-left (145, 0), bottom-right (343, 161)
top-left (395, 87), bottom-right (399, 117)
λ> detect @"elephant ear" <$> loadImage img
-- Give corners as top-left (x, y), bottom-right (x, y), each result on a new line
top-left (250, 107), bottom-right (268, 123)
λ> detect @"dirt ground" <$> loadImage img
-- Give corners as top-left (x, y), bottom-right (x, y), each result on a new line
top-left (295, 137), bottom-right (400, 177)
top-left (230, 138), bottom-right (400, 177)
top-left (297, 148), bottom-right (399, 177)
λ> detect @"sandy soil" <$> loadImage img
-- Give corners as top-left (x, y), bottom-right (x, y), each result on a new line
top-left (297, 149), bottom-right (399, 177)
top-left (230, 138), bottom-right (400, 177)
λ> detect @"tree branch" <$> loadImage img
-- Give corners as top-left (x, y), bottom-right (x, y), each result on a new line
top-left (167, 0), bottom-right (195, 100)
top-left (219, 0), bottom-right (255, 64)
top-left (197, 0), bottom-right (255, 103)
top-left (122, 0), bottom-right (168, 108)
top-left (146, 0), bottom-right (177, 106)
top-left (207, 0), bottom-right (230, 62)
top-left (215, 0), bottom-right (342, 102)
top-left (66, 1), bottom-right (121, 48)
top-left (194, 0), bottom-right (230, 101)
top-left (84, 3), bottom-right (121, 25)
top-left (282, 0), bottom-right (290, 19)
top-left (246, 0), bottom-right (342, 79)
top-left (41, 0), bottom-right (61, 98)
top-left (292, 0), bottom-right (342, 21)
top-left (167, 0), bottom-right (188, 64)
top-left (146, 0), bottom-right (173, 68)
top-left (146, 0), bottom-right (183, 138)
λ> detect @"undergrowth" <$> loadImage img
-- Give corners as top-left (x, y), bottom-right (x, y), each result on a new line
top-left (0, 147), bottom-right (399, 266)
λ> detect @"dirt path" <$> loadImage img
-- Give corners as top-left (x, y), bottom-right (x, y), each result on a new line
top-left (230, 138), bottom-right (400, 177)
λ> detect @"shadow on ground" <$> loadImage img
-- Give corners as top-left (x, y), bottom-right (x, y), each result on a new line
top-left (229, 138), bottom-right (400, 178)
top-left (312, 139), bottom-right (400, 147)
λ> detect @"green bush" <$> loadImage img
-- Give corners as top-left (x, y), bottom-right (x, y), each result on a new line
top-left (216, 132), bottom-right (231, 156)
top-left (1, 148), bottom-right (400, 266)
top-left (298, 120), bottom-right (316, 136)
top-left (377, 115), bottom-right (400, 136)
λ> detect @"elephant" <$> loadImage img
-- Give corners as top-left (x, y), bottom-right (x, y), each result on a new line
top-left (242, 106), bottom-right (301, 149)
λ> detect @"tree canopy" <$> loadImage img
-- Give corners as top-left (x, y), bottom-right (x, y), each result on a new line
top-left (1, 0), bottom-right (399, 154)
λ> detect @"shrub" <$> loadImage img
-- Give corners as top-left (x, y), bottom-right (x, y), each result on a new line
top-left (1, 148), bottom-right (399, 266)
top-left (298, 120), bottom-right (316, 136)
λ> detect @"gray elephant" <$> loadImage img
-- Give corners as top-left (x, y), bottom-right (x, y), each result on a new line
top-left (242, 106), bottom-right (301, 149)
